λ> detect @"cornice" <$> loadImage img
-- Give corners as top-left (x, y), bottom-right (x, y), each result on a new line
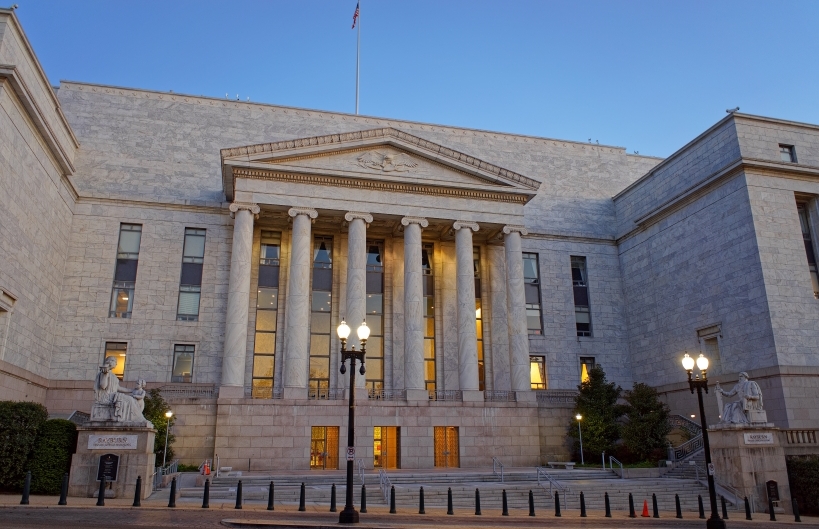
top-left (75, 196), bottom-right (227, 215)
top-left (232, 167), bottom-right (530, 205)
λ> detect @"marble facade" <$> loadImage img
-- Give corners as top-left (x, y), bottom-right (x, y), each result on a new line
top-left (1, 9), bottom-right (819, 471)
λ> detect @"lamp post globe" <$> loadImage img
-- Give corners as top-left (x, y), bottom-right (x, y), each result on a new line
top-left (681, 353), bottom-right (726, 529)
top-left (163, 410), bottom-right (173, 468)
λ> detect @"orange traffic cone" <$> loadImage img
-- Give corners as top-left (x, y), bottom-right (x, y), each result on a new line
top-left (204, 462), bottom-right (210, 475)
top-left (642, 499), bottom-right (650, 517)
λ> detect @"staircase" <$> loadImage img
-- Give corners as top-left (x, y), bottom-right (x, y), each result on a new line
top-left (664, 451), bottom-right (706, 480)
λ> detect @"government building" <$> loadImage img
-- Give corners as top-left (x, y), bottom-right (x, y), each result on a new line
top-left (1, 9), bottom-right (818, 471)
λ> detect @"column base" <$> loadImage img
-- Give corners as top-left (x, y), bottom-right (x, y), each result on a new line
top-left (283, 387), bottom-right (308, 400)
top-left (218, 385), bottom-right (244, 399)
top-left (406, 389), bottom-right (429, 402)
top-left (462, 390), bottom-right (484, 402)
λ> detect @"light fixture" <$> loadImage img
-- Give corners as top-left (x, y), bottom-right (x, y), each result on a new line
top-left (681, 353), bottom-right (695, 371)
top-left (165, 410), bottom-right (173, 418)
top-left (696, 354), bottom-right (709, 371)
top-left (576, 414), bottom-right (582, 421)
top-left (337, 320), bottom-right (351, 340)
top-left (357, 321), bottom-right (370, 341)
top-left (691, 414), bottom-right (696, 418)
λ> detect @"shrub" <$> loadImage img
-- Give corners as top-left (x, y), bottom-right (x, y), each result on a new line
top-left (143, 389), bottom-right (175, 464)
top-left (0, 401), bottom-right (49, 491)
top-left (570, 365), bottom-right (624, 460)
top-left (30, 419), bottom-right (77, 494)
top-left (177, 463), bottom-right (200, 472)
top-left (621, 383), bottom-right (671, 461)
top-left (787, 455), bottom-right (819, 515)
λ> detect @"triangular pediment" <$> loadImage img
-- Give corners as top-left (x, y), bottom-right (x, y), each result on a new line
top-left (221, 128), bottom-right (540, 202)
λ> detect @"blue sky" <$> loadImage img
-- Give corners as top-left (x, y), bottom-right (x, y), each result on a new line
top-left (15, 0), bottom-right (819, 157)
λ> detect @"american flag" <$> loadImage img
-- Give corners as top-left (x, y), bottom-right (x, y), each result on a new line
top-left (352, 2), bottom-right (359, 29)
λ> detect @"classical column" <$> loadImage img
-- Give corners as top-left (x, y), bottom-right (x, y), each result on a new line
top-left (402, 216), bottom-right (428, 392)
top-left (503, 225), bottom-right (531, 392)
top-left (221, 202), bottom-right (260, 398)
top-left (453, 221), bottom-right (480, 392)
top-left (345, 211), bottom-right (373, 389)
top-left (284, 207), bottom-right (318, 389)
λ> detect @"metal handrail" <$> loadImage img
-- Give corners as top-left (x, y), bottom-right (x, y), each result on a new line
top-left (492, 457), bottom-right (504, 483)
top-left (378, 469), bottom-right (392, 503)
top-left (368, 389), bottom-right (407, 401)
top-left (609, 456), bottom-right (624, 478)
top-left (356, 458), bottom-right (365, 483)
top-left (536, 466), bottom-right (569, 495)
top-left (429, 390), bottom-right (462, 401)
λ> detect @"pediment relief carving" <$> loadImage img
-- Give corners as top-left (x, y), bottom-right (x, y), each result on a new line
top-left (356, 150), bottom-right (418, 173)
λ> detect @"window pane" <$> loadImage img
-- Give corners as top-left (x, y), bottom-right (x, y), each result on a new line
top-left (425, 318), bottom-right (435, 337)
top-left (312, 312), bottom-right (331, 334)
top-left (256, 310), bottom-right (277, 331)
top-left (261, 244), bottom-right (280, 261)
top-left (365, 336), bottom-right (383, 356)
top-left (172, 350), bottom-right (194, 381)
top-left (105, 343), bottom-right (127, 380)
top-left (424, 339), bottom-right (435, 359)
top-left (477, 340), bottom-right (484, 361)
top-left (177, 291), bottom-right (201, 315)
top-left (424, 297), bottom-right (434, 317)
top-left (530, 357), bottom-right (546, 389)
top-left (183, 234), bottom-right (206, 259)
top-left (258, 264), bottom-right (280, 287)
top-left (367, 315), bottom-right (383, 334)
top-left (312, 291), bottom-right (332, 312)
top-left (366, 294), bottom-right (383, 315)
top-left (425, 359), bottom-right (436, 381)
top-left (313, 239), bottom-right (333, 265)
top-left (526, 308), bottom-right (542, 332)
top-left (476, 319), bottom-right (483, 338)
top-left (366, 272), bottom-right (383, 293)
top-left (257, 288), bottom-right (278, 309)
top-left (365, 358), bottom-right (383, 380)
top-left (180, 262), bottom-right (203, 286)
top-left (254, 332), bottom-right (276, 354)
top-left (523, 255), bottom-right (538, 280)
top-left (525, 283), bottom-right (540, 304)
top-left (253, 355), bottom-right (275, 378)
top-left (114, 259), bottom-right (139, 282)
top-left (310, 357), bottom-right (330, 379)
top-left (118, 228), bottom-right (142, 255)
top-left (110, 287), bottom-right (134, 315)
top-left (309, 334), bottom-right (330, 357)
top-left (575, 308), bottom-right (591, 324)
top-left (312, 268), bottom-right (333, 290)
top-left (367, 244), bottom-right (383, 267)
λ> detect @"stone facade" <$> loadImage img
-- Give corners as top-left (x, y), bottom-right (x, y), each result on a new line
top-left (1, 8), bottom-right (818, 473)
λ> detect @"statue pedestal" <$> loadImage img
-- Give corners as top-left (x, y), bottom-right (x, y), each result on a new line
top-left (69, 422), bottom-right (156, 499)
top-left (709, 424), bottom-right (790, 514)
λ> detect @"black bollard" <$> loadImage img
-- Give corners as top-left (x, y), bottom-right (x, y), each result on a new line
top-left (793, 497), bottom-right (801, 522)
top-left (529, 489), bottom-right (535, 516)
top-left (744, 496), bottom-right (752, 520)
top-left (447, 487), bottom-right (454, 515)
top-left (502, 489), bottom-right (509, 516)
top-left (698, 494), bottom-right (705, 519)
top-left (769, 495), bottom-right (776, 521)
top-left (133, 475), bottom-right (142, 507)
top-left (58, 473), bottom-right (69, 506)
top-left (675, 493), bottom-right (682, 519)
top-left (418, 486), bottom-right (425, 514)
top-left (266, 481), bottom-right (273, 511)
top-left (653, 493), bottom-right (659, 518)
top-left (604, 492), bottom-right (611, 518)
top-left (555, 490), bottom-right (561, 517)
top-left (330, 483), bottom-right (337, 512)
top-left (390, 485), bottom-right (396, 514)
top-left (721, 495), bottom-right (728, 519)
top-left (168, 476), bottom-right (177, 508)
top-left (628, 492), bottom-right (636, 518)
top-left (21, 471), bottom-right (31, 505)
top-left (360, 484), bottom-right (367, 513)
top-left (298, 482), bottom-right (306, 511)
top-left (96, 475), bottom-right (105, 506)
top-left (202, 478), bottom-right (210, 509)
top-left (580, 491), bottom-right (587, 517)
top-left (233, 480), bottom-right (241, 510)
top-left (475, 488), bottom-right (481, 515)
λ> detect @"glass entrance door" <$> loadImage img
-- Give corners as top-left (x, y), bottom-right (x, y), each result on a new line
top-left (374, 427), bottom-right (400, 469)
top-left (310, 426), bottom-right (339, 469)
top-left (433, 426), bottom-right (460, 468)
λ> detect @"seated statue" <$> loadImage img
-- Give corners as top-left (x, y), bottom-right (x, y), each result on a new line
top-left (92, 357), bottom-right (151, 425)
top-left (715, 372), bottom-right (764, 424)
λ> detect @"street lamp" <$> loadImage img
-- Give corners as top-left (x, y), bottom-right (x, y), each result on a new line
top-left (338, 320), bottom-right (369, 524)
top-left (576, 414), bottom-right (584, 465)
top-left (163, 410), bottom-right (173, 467)
top-left (682, 352), bottom-right (726, 529)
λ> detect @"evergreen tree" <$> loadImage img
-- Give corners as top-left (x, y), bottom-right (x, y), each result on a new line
top-left (622, 382), bottom-right (671, 462)
top-left (143, 388), bottom-right (175, 464)
top-left (569, 364), bottom-right (623, 461)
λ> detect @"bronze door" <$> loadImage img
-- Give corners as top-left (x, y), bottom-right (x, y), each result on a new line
top-left (310, 426), bottom-right (339, 470)
top-left (433, 426), bottom-right (460, 468)
top-left (374, 426), bottom-right (400, 469)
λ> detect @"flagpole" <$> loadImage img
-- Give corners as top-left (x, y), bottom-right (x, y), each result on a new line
top-left (355, 0), bottom-right (360, 115)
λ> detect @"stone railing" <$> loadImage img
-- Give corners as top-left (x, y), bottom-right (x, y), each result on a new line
top-left (669, 434), bottom-right (704, 461)
top-left (246, 386), bottom-right (284, 399)
top-left (785, 429), bottom-right (818, 445)
top-left (308, 388), bottom-right (346, 401)
top-left (484, 390), bottom-right (516, 402)
top-left (158, 384), bottom-right (218, 399)
top-left (668, 414), bottom-right (703, 436)
top-left (368, 389), bottom-right (407, 401)
top-left (535, 390), bottom-right (578, 405)
top-left (429, 390), bottom-right (462, 402)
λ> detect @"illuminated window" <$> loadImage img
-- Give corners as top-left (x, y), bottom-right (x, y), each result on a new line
top-left (422, 243), bottom-right (436, 391)
top-left (474, 247), bottom-right (485, 390)
top-left (797, 203), bottom-right (819, 299)
top-left (571, 256), bottom-right (592, 337)
top-left (530, 355), bottom-right (546, 389)
top-left (171, 344), bottom-right (195, 383)
top-left (176, 228), bottom-right (206, 321)
top-left (365, 241), bottom-right (385, 393)
top-left (109, 224), bottom-right (142, 318)
top-left (104, 342), bottom-right (127, 380)
top-left (252, 231), bottom-right (281, 398)
top-left (309, 236), bottom-right (333, 397)
top-left (580, 357), bottom-right (595, 384)
top-left (523, 253), bottom-right (542, 334)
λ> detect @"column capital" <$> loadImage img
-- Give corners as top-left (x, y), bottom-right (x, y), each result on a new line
top-left (229, 201), bottom-right (260, 219)
top-left (401, 216), bottom-right (429, 228)
top-left (288, 207), bottom-right (318, 220)
top-left (453, 221), bottom-right (480, 232)
top-left (344, 211), bottom-right (373, 224)
top-left (502, 224), bottom-right (528, 236)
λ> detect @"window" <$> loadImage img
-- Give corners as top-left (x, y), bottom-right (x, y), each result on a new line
top-left (797, 203), bottom-right (819, 299)
top-left (104, 342), bottom-right (127, 380)
top-left (422, 243), bottom-right (436, 391)
top-left (366, 241), bottom-right (385, 393)
top-left (252, 231), bottom-right (281, 398)
top-left (172, 344), bottom-right (195, 383)
top-left (780, 144), bottom-right (797, 163)
top-left (474, 247), bottom-right (485, 391)
top-left (177, 228), bottom-right (206, 321)
top-left (580, 357), bottom-right (595, 384)
top-left (530, 356), bottom-right (546, 389)
top-left (571, 256), bottom-right (592, 337)
top-left (522, 253), bottom-right (542, 334)
top-left (109, 224), bottom-right (142, 318)
top-left (309, 236), bottom-right (333, 397)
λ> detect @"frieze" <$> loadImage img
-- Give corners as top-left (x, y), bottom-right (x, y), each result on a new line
top-left (356, 151), bottom-right (418, 173)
